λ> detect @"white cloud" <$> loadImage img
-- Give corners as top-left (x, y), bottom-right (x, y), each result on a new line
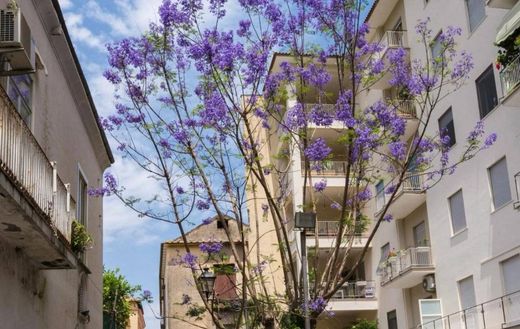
top-left (59, 0), bottom-right (73, 10)
top-left (64, 12), bottom-right (106, 51)
top-left (88, 74), bottom-right (116, 116)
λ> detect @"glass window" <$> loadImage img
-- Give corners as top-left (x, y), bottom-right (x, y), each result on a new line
top-left (78, 172), bottom-right (88, 226)
top-left (419, 299), bottom-right (443, 329)
top-left (438, 107), bottom-right (456, 147)
top-left (381, 243), bottom-right (390, 262)
top-left (413, 221), bottom-right (428, 247)
top-left (431, 32), bottom-right (443, 60)
top-left (376, 180), bottom-right (385, 211)
top-left (488, 157), bottom-right (512, 210)
top-left (387, 310), bottom-right (398, 329)
top-left (501, 254), bottom-right (520, 294)
top-left (449, 190), bottom-right (467, 234)
top-left (476, 66), bottom-right (498, 118)
top-left (466, 0), bottom-right (486, 32)
top-left (458, 276), bottom-right (476, 310)
top-left (1, 74), bottom-right (33, 125)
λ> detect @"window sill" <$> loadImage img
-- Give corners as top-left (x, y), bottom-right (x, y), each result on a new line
top-left (451, 227), bottom-right (468, 239)
top-left (480, 104), bottom-right (500, 121)
top-left (491, 200), bottom-right (514, 215)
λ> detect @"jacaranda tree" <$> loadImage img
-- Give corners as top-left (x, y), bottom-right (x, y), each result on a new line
top-left (91, 0), bottom-right (496, 327)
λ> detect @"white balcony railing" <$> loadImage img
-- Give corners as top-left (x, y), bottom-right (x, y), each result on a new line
top-left (303, 160), bottom-right (349, 176)
top-left (380, 247), bottom-right (433, 285)
top-left (402, 173), bottom-right (424, 192)
top-left (380, 30), bottom-right (408, 51)
top-left (304, 103), bottom-right (336, 114)
top-left (500, 55), bottom-right (520, 97)
top-left (315, 221), bottom-right (366, 236)
top-left (0, 86), bottom-right (73, 241)
top-left (331, 281), bottom-right (376, 300)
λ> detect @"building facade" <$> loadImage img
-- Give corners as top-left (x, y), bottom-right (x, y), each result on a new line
top-left (366, 1), bottom-right (520, 329)
top-left (0, 0), bottom-right (113, 328)
top-left (159, 218), bottom-right (247, 329)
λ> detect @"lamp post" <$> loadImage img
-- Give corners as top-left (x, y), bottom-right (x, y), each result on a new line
top-left (294, 212), bottom-right (316, 329)
top-left (198, 267), bottom-right (216, 300)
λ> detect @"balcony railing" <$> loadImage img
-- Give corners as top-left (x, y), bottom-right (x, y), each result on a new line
top-left (402, 173), bottom-right (424, 192)
top-left (380, 247), bottom-right (433, 285)
top-left (380, 30), bottom-right (408, 51)
top-left (500, 55), bottom-right (520, 97)
top-left (304, 103), bottom-right (336, 114)
top-left (0, 86), bottom-right (73, 241)
top-left (314, 221), bottom-right (366, 237)
top-left (331, 281), bottom-right (376, 300)
top-left (303, 160), bottom-right (349, 176)
top-left (417, 290), bottom-right (520, 329)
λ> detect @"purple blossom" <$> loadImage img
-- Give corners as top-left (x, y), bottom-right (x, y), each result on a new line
top-left (388, 141), bottom-right (407, 161)
top-left (357, 189), bottom-right (372, 202)
top-left (196, 200), bottom-right (210, 210)
top-left (199, 241), bottom-right (224, 254)
top-left (176, 186), bottom-right (185, 194)
top-left (383, 214), bottom-right (393, 222)
top-left (483, 133), bottom-right (497, 148)
top-left (314, 179), bottom-right (327, 192)
top-left (308, 296), bottom-right (327, 313)
top-left (202, 217), bottom-right (213, 225)
top-left (143, 290), bottom-right (152, 299)
top-left (304, 138), bottom-right (332, 161)
top-left (182, 253), bottom-right (198, 269)
top-left (330, 202), bottom-right (341, 210)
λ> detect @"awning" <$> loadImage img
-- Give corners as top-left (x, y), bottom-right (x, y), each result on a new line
top-left (496, 1), bottom-right (520, 45)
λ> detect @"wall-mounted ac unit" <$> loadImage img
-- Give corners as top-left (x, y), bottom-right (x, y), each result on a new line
top-left (0, 9), bottom-right (34, 72)
top-left (422, 274), bottom-right (436, 293)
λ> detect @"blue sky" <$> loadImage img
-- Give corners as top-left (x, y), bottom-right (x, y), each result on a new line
top-left (57, 0), bottom-right (374, 328)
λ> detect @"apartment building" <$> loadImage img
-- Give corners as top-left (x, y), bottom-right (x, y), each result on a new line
top-left (365, 1), bottom-right (520, 329)
top-left (159, 218), bottom-right (247, 329)
top-left (0, 0), bottom-right (113, 328)
top-left (126, 299), bottom-right (146, 329)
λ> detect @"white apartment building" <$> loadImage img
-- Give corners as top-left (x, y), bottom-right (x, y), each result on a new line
top-left (253, 1), bottom-right (520, 329)
top-left (0, 0), bottom-right (113, 328)
top-left (365, 1), bottom-right (520, 329)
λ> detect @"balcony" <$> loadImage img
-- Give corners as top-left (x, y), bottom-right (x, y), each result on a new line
top-left (500, 55), bottom-right (520, 106)
top-left (372, 30), bottom-right (410, 90)
top-left (0, 86), bottom-right (78, 269)
top-left (418, 290), bottom-right (520, 329)
top-left (329, 281), bottom-right (378, 312)
top-left (379, 247), bottom-right (434, 288)
top-left (375, 173), bottom-right (426, 220)
top-left (303, 160), bottom-right (349, 177)
top-left (306, 221), bottom-right (370, 248)
top-left (487, 0), bottom-right (517, 9)
top-left (386, 99), bottom-right (419, 142)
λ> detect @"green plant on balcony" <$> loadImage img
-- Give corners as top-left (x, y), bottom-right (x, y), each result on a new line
top-left (496, 32), bottom-right (520, 70)
top-left (71, 220), bottom-right (93, 254)
top-left (345, 319), bottom-right (378, 329)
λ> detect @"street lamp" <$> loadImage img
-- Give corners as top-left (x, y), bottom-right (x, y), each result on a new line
top-left (294, 212), bottom-right (316, 329)
top-left (198, 267), bottom-right (216, 300)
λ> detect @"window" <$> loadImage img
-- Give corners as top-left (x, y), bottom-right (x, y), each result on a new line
top-left (466, 0), bottom-right (485, 33)
top-left (419, 299), bottom-right (443, 329)
top-left (448, 190), bottom-right (467, 234)
top-left (431, 32), bottom-right (443, 60)
top-left (376, 180), bottom-right (385, 211)
top-left (413, 221), bottom-right (428, 247)
top-left (488, 157), bottom-right (512, 210)
top-left (381, 243), bottom-right (390, 262)
top-left (458, 276), bottom-right (476, 310)
top-left (438, 108), bottom-right (456, 147)
top-left (476, 66), bottom-right (498, 118)
top-left (387, 310), bottom-right (398, 329)
top-left (214, 264), bottom-right (238, 301)
top-left (78, 172), bottom-right (88, 226)
top-left (0, 74), bottom-right (33, 125)
top-left (501, 255), bottom-right (520, 294)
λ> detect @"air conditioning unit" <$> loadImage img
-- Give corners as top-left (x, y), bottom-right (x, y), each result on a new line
top-left (422, 274), bottom-right (436, 293)
top-left (0, 8), bottom-right (35, 71)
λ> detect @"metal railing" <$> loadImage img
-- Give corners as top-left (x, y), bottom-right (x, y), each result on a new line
top-left (402, 173), bottom-right (424, 192)
top-left (304, 103), bottom-right (336, 114)
top-left (380, 247), bottom-right (433, 285)
top-left (417, 290), bottom-right (520, 329)
top-left (0, 86), bottom-right (73, 241)
top-left (380, 30), bottom-right (408, 50)
top-left (331, 281), bottom-right (376, 300)
top-left (500, 55), bottom-right (520, 97)
top-left (397, 100), bottom-right (417, 118)
top-left (303, 160), bottom-right (349, 176)
top-left (315, 221), bottom-right (366, 236)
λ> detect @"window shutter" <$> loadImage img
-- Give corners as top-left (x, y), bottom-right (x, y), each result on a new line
top-left (489, 158), bottom-right (512, 209)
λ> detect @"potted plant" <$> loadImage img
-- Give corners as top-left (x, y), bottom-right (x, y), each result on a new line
top-left (71, 220), bottom-right (93, 255)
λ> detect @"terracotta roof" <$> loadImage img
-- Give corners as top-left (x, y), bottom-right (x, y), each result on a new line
top-left (165, 217), bottom-right (248, 244)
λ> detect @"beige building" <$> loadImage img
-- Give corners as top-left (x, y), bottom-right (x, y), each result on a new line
top-left (127, 299), bottom-right (146, 329)
top-left (159, 218), bottom-right (247, 329)
top-left (0, 0), bottom-right (113, 328)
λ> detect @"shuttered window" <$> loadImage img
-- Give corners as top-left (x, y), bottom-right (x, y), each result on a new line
top-left (438, 107), bottom-right (456, 147)
top-left (449, 190), bottom-right (467, 234)
top-left (476, 66), bottom-right (498, 118)
top-left (458, 276), bottom-right (476, 310)
top-left (501, 254), bottom-right (520, 294)
top-left (466, 0), bottom-right (485, 32)
top-left (488, 157), bottom-right (512, 210)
